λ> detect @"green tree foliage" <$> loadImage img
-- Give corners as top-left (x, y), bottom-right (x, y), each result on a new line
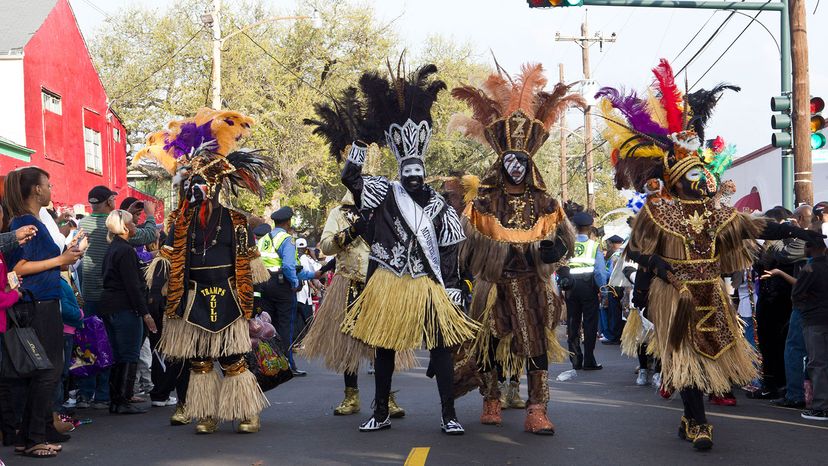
top-left (91, 0), bottom-right (624, 238)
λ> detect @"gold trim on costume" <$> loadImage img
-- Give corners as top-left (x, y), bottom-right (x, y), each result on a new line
top-left (464, 204), bottom-right (563, 244)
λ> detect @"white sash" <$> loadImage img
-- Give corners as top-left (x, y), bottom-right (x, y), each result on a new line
top-left (392, 182), bottom-right (443, 286)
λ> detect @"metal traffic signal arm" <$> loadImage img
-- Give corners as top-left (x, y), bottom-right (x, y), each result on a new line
top-left (527, 0), bottom-right (794, 208)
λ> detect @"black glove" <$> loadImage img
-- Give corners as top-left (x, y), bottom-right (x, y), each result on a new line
top-left (540, 237), bottom-right (569, 264)
top-left (319, 258), bottom-right (337, 274)
top-left (622, 265), bottom-right (637, 283)
top-left (644, 254), bottom-right (673, 282)
top-left (557, 266), bottom-right (574, 291)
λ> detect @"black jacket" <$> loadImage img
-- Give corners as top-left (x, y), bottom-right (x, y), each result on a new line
top-left (101, 235), bottom-right (149, 316)
top-left (792, 255), bottom-right (828, 327)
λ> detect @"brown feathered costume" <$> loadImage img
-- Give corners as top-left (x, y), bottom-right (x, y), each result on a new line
top-left (450, 64), bottom-right (583, 434)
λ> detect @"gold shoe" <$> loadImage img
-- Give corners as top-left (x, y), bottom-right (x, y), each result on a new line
top-left (195, 417), bottom-right (218, 434)
top-left (691, 423), bottom-right (713, 451)
top-left (334, 387), bottom-right (360, 416)
top-left (678, 416), bottom-right (695, 442)
top-left (388, 391), bottom-right (405, 418)
top-left (236, 415), bottom-right (260, 434)
top-left (505, 380), bottom-right (526, 409)
top-left (170, 404), bottom-right (191, 426)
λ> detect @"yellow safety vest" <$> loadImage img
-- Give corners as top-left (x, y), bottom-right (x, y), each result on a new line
top-left (257, 230), bottom-right (293, 271)
top-left (569, 239), bottom-right (598, 275)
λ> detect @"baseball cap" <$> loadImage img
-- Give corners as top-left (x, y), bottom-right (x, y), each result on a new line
top-left (88, 186), bottom-right (118, 204)
top-left (296, 238), bottom-right (308, 249)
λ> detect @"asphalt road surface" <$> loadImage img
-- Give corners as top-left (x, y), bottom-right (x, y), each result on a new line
top-left (7, 330), bottom-right (826, 465)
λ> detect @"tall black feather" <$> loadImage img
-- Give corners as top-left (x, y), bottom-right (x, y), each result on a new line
top-left (225, 149), bottom-right (275, 198)
top-left (686, 84), bottom-right (740, 142)
top-left (303, 86), bottom-right (365, 162)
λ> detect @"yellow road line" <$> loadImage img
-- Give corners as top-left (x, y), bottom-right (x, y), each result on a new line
top-left (404, 447), bottom-right (430, 466)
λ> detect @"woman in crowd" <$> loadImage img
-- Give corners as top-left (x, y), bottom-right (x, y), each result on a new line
top-left (101, 209), bottom-right (157, 415)
top-left (4, 167), bottom-right (82, 458)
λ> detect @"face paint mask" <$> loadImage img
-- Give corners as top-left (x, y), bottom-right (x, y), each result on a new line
top-left (400, 162), bottom-right (425, 192)
top-left (185, 175), bottom-right (209, 204)
top-left (502, 152), bottom-right (528, 185)
top-left (679, 167), bottom-right (708, 199)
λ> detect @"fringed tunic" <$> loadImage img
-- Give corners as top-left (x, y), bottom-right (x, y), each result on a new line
top-left (462, 185), bottom-right (574, 376)
top-left (628, 198), bottom-right (761, 394)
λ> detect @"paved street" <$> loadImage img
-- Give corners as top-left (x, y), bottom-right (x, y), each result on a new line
top-left (8, 330), bottom-right (827, 466)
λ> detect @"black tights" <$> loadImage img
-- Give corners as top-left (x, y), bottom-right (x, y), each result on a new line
top-left (344, 371), bottom-right (358, 389)
top-left (375, 346), bottom-right (453, 410)
top-left (680, 388), bottom-right (707, 424)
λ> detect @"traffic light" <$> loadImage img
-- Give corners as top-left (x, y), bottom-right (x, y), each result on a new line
top-left (811, 96), bottom-right (826, 150)
top-left (771, 95), bottom-right (792, 149)
top-left (527, 0), bottom-right (584, 7)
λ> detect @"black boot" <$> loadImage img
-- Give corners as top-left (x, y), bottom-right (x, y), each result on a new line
top-left (359, 398), bottom-right (390, 432)
top-left (440, 395), bottom-right (464, 435)
top-left (108, 363), bottom-right (125, 414)
top-left (115, 363), bottom-right (147, 414)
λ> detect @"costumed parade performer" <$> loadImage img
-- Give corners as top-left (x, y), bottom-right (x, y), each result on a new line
top-left (449, 63), bottom-right (580, 434)
top-left (300, 91), bottom-right (416, 418)
top-left (597, 59), bottom-right (818, 450)
top-left (338, 61), bottom-right (479, 434)
top-left (135, 108), bottom-right (274, 434)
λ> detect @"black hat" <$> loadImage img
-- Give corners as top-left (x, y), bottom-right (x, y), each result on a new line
top-left (88, 185), bottom-right (117, 204)
top-left (803, 230), bottom-right (827, 247)
top-left (270, 206), bottom-right (294, 223)
top-left (252, 223), bottom-right (271, 238)
top-left (607, 235), bottom-right (625, 244)
top-left (119, 196), bottom-right (138, 210)
top-left (573, 211), bottom-right (594, 227)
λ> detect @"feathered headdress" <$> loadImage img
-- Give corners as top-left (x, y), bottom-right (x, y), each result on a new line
top-left (358, 58), bottom-right (446, 168)
top-left (131, 108), bottom-right (273, 199)
top-left (596, 58), bottom-right (740, 193)
top-left (449, 63), bottom-right (586, 190)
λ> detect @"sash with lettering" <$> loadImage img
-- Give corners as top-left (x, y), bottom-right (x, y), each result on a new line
top-left (391, 181), bottom-right (444, 286)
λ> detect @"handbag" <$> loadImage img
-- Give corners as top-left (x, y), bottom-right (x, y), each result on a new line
top-left (69, 316), bottom-right (114, 378)
top-left (1, 291), bottom-right (53, 378)
top-left (244, 335), bottom-right (293, 393)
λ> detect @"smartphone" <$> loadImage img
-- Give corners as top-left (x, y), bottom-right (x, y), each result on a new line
top-left (7, 271), bottom-right (20, 290)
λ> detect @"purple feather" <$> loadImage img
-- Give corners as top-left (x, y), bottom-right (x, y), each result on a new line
top-left (595, 87), bottom-right (668, 136)
top-left (164, 121), bottom-right (216, 159)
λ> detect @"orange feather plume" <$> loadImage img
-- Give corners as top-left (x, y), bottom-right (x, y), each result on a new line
top-left (450, 86), bottom-right (501, 126)
top-left (481, 73), bottom-right (511, 114)
top-left (505, 63), bottom-right (547, 117)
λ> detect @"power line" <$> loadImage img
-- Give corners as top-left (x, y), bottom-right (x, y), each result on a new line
top-left (672, 11), bottom-right (718, 63)
top-left (675, 10), bottom-right (737, 76)
top-left (110, 26), bottom-right (206, 103)
top-left (78, 0), bottom-right (112, 20)
top-left (690, 8), bottom-right (768, 90)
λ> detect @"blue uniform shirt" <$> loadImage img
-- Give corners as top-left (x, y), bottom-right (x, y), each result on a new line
top-left (271, 227), bottom-right (316, 288)
top-left (576, 233), bottom-right (608, 288)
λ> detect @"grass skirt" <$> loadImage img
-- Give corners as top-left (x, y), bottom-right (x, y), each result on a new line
top-left (341, 268), bottom-right (479, 351)
top-left (159, 315), bottom-right (250, 360)
top-left (649, 279), bottom-right (758, 395)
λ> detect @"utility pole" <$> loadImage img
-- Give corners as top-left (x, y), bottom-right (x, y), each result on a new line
top-left (556, 12), bottom-right (615, 212)
top-left (210, 0), bottom-right (222, 110)
top-left (790, 0), bottom-right (812, 206)
top-left (559, 63), bottom-right (569, 203)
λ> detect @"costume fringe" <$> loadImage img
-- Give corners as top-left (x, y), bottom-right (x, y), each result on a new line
top-left (668, 290), bottom-right (696, 351)
top-left (650, 279), bottom-right (758, 394)
top-left (250, 257), bottom-right (270, 285)
top-left (394, 350), bottom-right (420, 371)
top-left (460, 221), bottom-right (510, 283)
top-left (144, 256), bottom-right (171, 296)
top-left (159, 316), bottom-right (250, 359)
top-left (216, 369), bottom-right (270, 422)
top-left (620, 309), bottom-right (645, 357)
top-left (185, 369), bottom-right (221, 420)
top-left (341, 268), bottom-right (479, 351)
top-left (300, 275), bottom-right (374, 374)
top-left (469, 284), bottom-right (497, 370)
top-left (544, 327), bottom-right (569, 364)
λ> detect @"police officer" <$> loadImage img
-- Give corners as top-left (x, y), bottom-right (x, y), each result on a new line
top-left (257, 206), bottom-right (320, 376)
top-left (560, 212), bottom-right (608, 370)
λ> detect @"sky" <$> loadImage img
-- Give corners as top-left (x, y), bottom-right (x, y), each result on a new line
top-left (69, 0), bottom-right (828, 159)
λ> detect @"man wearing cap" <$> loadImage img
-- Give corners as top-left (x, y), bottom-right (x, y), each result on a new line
top-left (76, 186), bottom-right (158, 408)
top-left (294, 237), bottom-right (319, 345)
top-left (257, 206), bottom-right (320, 376)
top-left (600, 235), bottom-right (626, 345)
top-left (561, 212), bottom-right (608, 370)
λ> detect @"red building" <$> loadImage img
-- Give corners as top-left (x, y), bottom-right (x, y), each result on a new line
top-left (0, 0), bottom-right (161, 220)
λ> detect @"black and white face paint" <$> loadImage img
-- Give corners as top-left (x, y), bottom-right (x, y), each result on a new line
top-left (502, 151), bottom-right (529, 185)
top-left (400, 161), bottom-right (425, 192)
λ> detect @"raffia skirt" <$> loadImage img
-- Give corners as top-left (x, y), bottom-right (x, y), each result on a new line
top-left (301, 274), bottom-right (418, 373)
top-left (341, 268), bottom-right (479, 351)
top-left (649, 278), bottom-right (758, 395)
